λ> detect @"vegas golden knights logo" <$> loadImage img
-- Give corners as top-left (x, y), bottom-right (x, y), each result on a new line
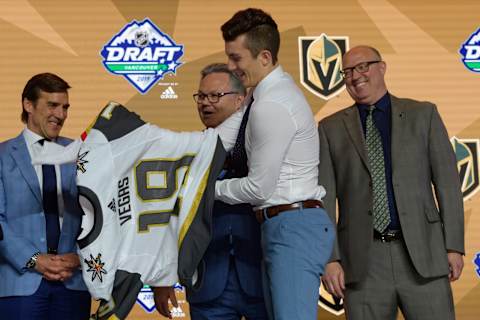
top-left (450, 137), bottom-right (480, 200)
top-left (318, 285), bottom-right (344, 315)
top-left (298, 34), bottom-right (349, 100)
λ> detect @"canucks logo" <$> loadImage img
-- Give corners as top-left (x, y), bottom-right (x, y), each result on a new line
top-left (318, 285), bottom-right (344, 316)
top-left (474, 253), bottom-right (480, 278)
top-left (450, 137), bottom-right (480, 200)
top-left (299, 34), bottom-right (348, 100)
top-left (459, 28), bottom-right (480, 72)
top-left (101, 18), bottom-right (184, 94)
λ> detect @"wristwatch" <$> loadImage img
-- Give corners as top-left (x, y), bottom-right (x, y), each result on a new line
top-left (26, 252), bottom-right (41, 269)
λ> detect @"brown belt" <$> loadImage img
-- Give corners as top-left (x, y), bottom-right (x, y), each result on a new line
top-left (255, 200), bottom-right (324, 224)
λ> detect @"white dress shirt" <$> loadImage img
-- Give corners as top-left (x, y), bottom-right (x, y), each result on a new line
top-left (215, 65), bottom-right (325, 209)
top-left (23, 128), bottom-right (65, 227)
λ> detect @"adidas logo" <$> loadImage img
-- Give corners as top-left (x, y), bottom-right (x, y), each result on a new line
top-left (171, 306), bottom-right (185, 317)
top-left (107, 199), bottom-right (116, 212)
top-left (161, 86), bottom-right (178, 99)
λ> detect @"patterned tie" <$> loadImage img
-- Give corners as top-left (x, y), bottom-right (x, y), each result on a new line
top-left (365, 106), bottom-right (391, 233)
top-left (225, 96), bottom-right (253, 178)
top-left (40, 139), bottom-right (60, 252)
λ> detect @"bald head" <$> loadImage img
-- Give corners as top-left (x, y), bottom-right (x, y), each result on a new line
top-left (343, 45), bottom-right (382, 62)
top-left (342, 45), bottom-right (387, 105)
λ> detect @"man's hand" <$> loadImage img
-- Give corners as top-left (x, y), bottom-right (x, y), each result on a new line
top-left (152, 286), bottom-right (178, 319)
top-left (321, 261), bottom-right (345, 299)
top-left (447, 251), bottom-right (464, 282)
top-left (34, 253), bottom-right (81, 281)
top-left (34, 254), bottom-right (66, 281)
top-left (52, 253), bottom-right (81, 281)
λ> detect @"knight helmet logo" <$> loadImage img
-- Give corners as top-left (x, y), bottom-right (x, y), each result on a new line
top-left (318, 284), bottom-right (344, 316)
top-left (298, 34), bottom-right (349, 100)
top-left (450, 137), bottom-right (480, 200)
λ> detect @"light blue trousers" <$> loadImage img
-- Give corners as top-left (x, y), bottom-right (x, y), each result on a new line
top-left (261, 207), bottom-right (335, 320)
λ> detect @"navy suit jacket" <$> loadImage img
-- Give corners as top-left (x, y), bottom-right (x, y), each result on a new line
top-left (0, 133), bottom-right (87, 297)
top-left (187, 199), bottom-right (263, 303)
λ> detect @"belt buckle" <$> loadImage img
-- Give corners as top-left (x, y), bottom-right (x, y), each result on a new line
top-left (47, 248), bottom-right (57, 254)
top-left (379, 234), bottom-right (389, 243)
top-left (262, 208), bottom-right (269, 222)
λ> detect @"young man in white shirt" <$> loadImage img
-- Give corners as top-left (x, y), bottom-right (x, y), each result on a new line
top-left (216, 8), bottom-right (335, 320)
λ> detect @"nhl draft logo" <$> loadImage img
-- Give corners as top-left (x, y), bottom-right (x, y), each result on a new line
top-left (474, 252), bottom-right (480, 278)
top-left (136, 284), bottom-right (185, 314)
top-left (318, 285), bottom-right (344, 315)
top-left (84, 253), bottom-right (107, 282)
top-left (136, 286), bottom-right (156, 313)
top-left (459, 28), bottom-right (480, 72)
top-left (299, 34), bottom-right (349, 100)
top-left (101, 18), bottom-right (184, 94)
top-left (450, 137), bottom-right (480, 200)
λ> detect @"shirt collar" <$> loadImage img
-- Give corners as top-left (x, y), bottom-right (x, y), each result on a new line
top-left (23, 127), bottom-right (45, 147)
top-left (252, 65), bottom-right (283, 101)
top-left (22, 127), bottom-right (56, 147)
top-left (356, 92), bottom-right (390, 113)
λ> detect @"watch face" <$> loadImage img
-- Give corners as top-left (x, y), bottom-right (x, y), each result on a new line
top-left (27, 253), bottom-right (39, 269)
top-left (26, 259), bottom-right (35, 268)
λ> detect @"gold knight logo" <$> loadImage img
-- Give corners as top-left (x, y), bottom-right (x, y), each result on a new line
top-left (298, 34), bottom-right (349, 100)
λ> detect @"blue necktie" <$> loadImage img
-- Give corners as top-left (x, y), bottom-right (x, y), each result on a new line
top-left (225, 97), bottom-right (253, 178)
top-left (40, 139), bottom-right (60, 252)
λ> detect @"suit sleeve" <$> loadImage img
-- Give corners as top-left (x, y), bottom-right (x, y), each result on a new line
top-left (0, 159), bottom-right (39, 273)
top-left (318, 121), bottom-right (340, 262)
top-left (428, 105), bottom-right (464, 254)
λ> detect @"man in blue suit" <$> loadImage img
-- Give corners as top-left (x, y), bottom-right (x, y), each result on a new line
top-left (153, 64), bottom-right (267, 320)
top-left (0, 73), bottom-right (90, 319)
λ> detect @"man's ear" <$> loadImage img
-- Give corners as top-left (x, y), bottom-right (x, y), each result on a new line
top-left (23, 98), bottom-right (34, 114)
top-left (234, 94), bottom-right (245, 111)
top-left (259, 49), bottom-right (273, 67)
top-left (379, 60), bottom-right (387, 76)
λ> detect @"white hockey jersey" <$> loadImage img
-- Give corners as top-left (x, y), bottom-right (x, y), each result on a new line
top-left (75, 102), bottom-right (225, 318)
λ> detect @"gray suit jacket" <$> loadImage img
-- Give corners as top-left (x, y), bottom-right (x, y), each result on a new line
top-left (318, 95), bottom-right (464, 284)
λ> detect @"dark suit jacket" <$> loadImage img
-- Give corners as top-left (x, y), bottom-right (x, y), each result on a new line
top-left (0, 133), bottom-right (87, 296)
top-left (318, 95), bottom-right (464, 284)
top-left (187, 200), bottom-right (263, 303)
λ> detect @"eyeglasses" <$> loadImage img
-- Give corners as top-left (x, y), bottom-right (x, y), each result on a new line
top-left (340, 61), bottom-right (381, 79)
top-left (193, 91), bottom-right (238, 104)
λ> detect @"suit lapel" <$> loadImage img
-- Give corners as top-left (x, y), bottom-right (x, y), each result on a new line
top-left (390, 95), bottom-right (407, 173)
top-left (10, 134), bottom-right (42, 204)
top-left (342, 106), bottom-right (371, 174)
top-left (58, 137), bottom-right (75, 196)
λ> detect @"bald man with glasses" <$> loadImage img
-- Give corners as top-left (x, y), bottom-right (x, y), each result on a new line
top-left (318, 45), bottom-right (464, 320)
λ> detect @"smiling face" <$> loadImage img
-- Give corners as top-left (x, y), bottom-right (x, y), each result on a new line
top-left (196, 72), bottom-right (244, 128)
top-left (343, 46), bottom-right (387, 105)
top-left (225, 34), bottom-right (270, 88)
top-left (23, 90), bottom-right (69, 139)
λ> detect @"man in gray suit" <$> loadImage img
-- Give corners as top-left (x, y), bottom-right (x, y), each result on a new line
top-left (318, 46), bottom-right (464, 320)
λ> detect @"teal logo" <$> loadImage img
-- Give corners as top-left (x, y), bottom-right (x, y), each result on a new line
top-left (299, 34), bottom-right (348, 100)
top-left (451, 137), bottom-right (480, 200)
top-left (459, 28), bottom-right (480, 72)
top-left (101, 18), bottom-right (183, 94)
